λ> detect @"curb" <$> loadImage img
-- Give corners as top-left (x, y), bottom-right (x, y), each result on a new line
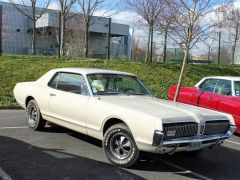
top-left (0, 106), bottom-right (24, 110)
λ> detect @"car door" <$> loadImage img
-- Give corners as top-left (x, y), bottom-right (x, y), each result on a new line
top-left (219, 81), bottom-right (240, 132)
top-left (206, 79), bottom-right (232, 110)
top-left (177, 87), bottom-right (202, 106)
top-left (48, 72), bottom-right (90, 134)
top-left (198, 78), bottom-right (218, 108)
top-left (199, 79), bottom-right (233, 110)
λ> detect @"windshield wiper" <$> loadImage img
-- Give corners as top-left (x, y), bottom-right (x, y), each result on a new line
top-left (95, 91), bottom-right (120, 95)
top-left (126, 92), bottom-right (146, 95)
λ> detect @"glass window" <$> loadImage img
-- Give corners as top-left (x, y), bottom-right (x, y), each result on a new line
top-left (48, 73), bottom-right (59, 89)
top-left (234, 81), bottom-right (240, 96)
top-left (199, 79), bottom-right (218, 93)
top-left (87, 73), bottom-right (152, 96)
top-left (49, 72), bottom-right (89, 95)
top-left (214, 79), bottom-right (232, 96)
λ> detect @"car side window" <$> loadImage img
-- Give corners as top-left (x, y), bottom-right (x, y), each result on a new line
top-left (234, 81), bottom-right (240, 96)
top-left (214, 79), bottom-right (232, 96)
top-left (48, 73), bottom-right (59, 89)
top-left (49, 72), bottom-right (89, 95)
top-left (199, 79), bottom-right (218, 93)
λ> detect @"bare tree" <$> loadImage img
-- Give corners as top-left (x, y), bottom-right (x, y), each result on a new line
top-left (131, 37), bottom-right (148, 61)
top-left (64, 15), bottom-right (85, 57)
top-left (168, 0), bottom-right (223, 102)
top-left (77, 0), bottom-right (107, 58)
top-left (221, 2), bottom-right (240, 64)
top-left (125, 0), bottom-right (165, 62)
top-left (58, 0), bottom-right (77, 56)
top-left (155, 3), bottom-right (175, 63)
top-left (37, 27), bottom-right (52, 54)
top-left (9, 0), bottom-right (50, 54)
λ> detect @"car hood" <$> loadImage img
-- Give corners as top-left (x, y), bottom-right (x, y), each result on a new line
top-left (99, 95), bottom-right (230, 124)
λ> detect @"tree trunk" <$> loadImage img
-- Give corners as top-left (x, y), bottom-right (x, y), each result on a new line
top-left (145, 26), bottom-right (151, 62)
top-left (149, 25), bottom-right (154, 62)
top-left (60, 13), bottom-right (65, 56)
top-left (32, 20), bottom-right (36, 55)
top-left (163, 28), bottom-right (168, 63)
top-left (232, 23), bottom-right (238, 64)
top-left (84, 23), bottom-right (89, 58)
top-left (174, 46), bottom-right (189, 102)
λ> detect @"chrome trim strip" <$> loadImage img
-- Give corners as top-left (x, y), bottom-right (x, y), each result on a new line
top-left (161, 126), bottom-right (236, 146)
top-left (162, 131), bottom-right (232, 146)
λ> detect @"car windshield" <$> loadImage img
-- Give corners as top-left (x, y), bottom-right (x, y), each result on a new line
top-left (87, 73), bottom-right (152, 96)
top-left (234, 81), bottom-right (240, 96)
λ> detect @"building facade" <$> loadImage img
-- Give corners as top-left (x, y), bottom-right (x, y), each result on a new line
top-left (0, 1), bottom-right (131, 59)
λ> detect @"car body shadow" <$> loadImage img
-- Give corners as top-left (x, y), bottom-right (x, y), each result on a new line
top-left (0, 136), bottom-right (145, 180)
top-left (67, 129), bottom-right (240, 179)
top-left (135, 145), bottom-right (240, 180)
top-left (31, 124), bottom-right (240, 179)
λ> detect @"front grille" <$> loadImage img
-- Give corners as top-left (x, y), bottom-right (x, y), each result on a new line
top-left (204, 120), bottom-right (229, 135)
top-left (163, 122), bottom-right (198, 140)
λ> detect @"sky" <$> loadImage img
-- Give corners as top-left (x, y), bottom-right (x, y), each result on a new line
top-left (2, 0), bottom-right (240, 56)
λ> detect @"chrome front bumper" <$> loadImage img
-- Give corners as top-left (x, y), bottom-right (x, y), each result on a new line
top-left (152, 125), bottom-right (236, 153)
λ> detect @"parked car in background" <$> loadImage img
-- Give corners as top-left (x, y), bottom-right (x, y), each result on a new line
top-left (14, 69), bottom-right (236, 167)
top-left (169, 76), bottom-right (240, 133)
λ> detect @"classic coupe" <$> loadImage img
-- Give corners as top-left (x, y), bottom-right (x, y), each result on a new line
top-left (14, 69), bottom-right (236, 167)
top-left (169, 76), bottom-right (240, 133)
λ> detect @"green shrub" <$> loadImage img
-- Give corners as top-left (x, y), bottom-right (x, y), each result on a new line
top-left (1, 55), bottom-right (240, 106)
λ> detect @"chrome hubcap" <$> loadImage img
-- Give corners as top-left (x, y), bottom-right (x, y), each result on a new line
top-left (27, 104), bottom-right (37, 127)
top-left (110, 134), bottom-right (132, 159)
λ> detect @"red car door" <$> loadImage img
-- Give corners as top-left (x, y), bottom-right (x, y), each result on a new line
top-left (168, 86), bottom-right (201, 106)
top-left (198, 91), bottom-right (219, 109)
top-left (219, 97), bottom-right (240, 133)
top-left (199, 79), bottom-right (232, 111)
top-left (178, 87), bottom-right (201, 106)
top-left (198, 78), bottom-right (218, 109)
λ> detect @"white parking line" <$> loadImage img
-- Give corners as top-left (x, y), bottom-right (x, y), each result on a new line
top-left (0, 167), bottom-right (13, 180)
top-left (226, 140), bottom-right (240, 146)
top-left (157, 159), bottom-right (212, 180)
top-left (0, 126), bottom-right (28, 129)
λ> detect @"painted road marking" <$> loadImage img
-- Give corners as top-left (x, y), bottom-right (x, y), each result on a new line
top-left (0, 167), bottom-right (13, 180)
top-left (226, 140), bottom-right (240, 146)
top-left (0, 126), bottom-right (28, 130)
top-left (157, 158), bottom-right (212, 180)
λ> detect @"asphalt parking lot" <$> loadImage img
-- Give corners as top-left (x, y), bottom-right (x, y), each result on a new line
top-left (1, 110), bottom-right (240, 180)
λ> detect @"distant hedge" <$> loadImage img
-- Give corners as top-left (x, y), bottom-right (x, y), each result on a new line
top-left (1, 55), bottom-right (240, 106)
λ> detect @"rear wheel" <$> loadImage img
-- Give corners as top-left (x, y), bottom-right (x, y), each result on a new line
top-left (26, 99), bottom-right (46, 130)
top-left (103, 123), bottom-right (140, 168)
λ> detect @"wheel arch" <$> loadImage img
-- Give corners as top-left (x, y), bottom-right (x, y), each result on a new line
top-left (25, 96), bottom-right (35, 108)
top-left (102, 117), bottom-right (130, 136)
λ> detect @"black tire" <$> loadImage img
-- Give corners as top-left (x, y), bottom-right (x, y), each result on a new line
top-left (26, 99), bottom-right (46, 131)
top-left (103, 123), bottom-right (140, 168)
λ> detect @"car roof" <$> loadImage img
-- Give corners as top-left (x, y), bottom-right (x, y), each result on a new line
top-left (52, 68), bottom-right (135, 76)
top-left (204, 76), bottom-right (240, 81)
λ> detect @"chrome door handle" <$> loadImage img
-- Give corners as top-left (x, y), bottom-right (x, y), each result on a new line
top-left (50, 93), bottom-right (56, 96)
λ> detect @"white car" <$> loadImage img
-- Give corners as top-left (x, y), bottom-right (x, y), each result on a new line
top-left (14, 68), bottom-right (236, 167)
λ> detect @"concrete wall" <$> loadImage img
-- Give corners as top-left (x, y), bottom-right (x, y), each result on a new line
top-left (0, 1), bottom-right (130, 58)
top-left (1, 2), bottom-right (32, 54)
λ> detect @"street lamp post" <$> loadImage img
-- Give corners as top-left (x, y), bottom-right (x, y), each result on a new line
top-left (217, 31), bottom-right (221, 65)
top-left (107, 18), bottom-right (111, 61)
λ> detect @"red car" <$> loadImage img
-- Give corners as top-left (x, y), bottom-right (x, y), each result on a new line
top-left (169, 76), bottom-right (240, 133)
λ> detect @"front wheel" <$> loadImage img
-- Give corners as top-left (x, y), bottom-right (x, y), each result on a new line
top-left (26, 99), bottom-right (46, 131)
top-left (103, 123), bottom-right (140, 168)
